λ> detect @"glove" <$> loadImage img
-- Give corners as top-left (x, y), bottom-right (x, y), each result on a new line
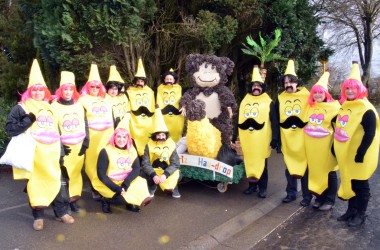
top-left (63, 144), bottom-right (71, 156)
top-left (78, 144), bottom-right (88, 156)
top-left (354, 152), bottom-right (364, 163)
top-left (270, 139), bottom-right (278, 150)
top-left (59, 156), bottom-right (64, 167)
top-left (27, 112), bottom-right (36, 123)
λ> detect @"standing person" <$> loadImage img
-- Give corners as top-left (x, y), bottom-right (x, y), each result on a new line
top-left (334, 62), bottom-right (379, 226)
top-left (232, 65), bottom-right (279, 198)
top-left (276, 59), bottom-right (312, 206)
top-left (96, 128), bottom-right (152, 213)
top-left (5, 59), bottom-right (74, 230)
top-left (51, 71), bottom-right (89, 213)
top-left (141, 106), bottom-right (181, 198)
top-left (156, 68), bottom-right (184, 143)
top-left (127, 58), bottom-right (155, 156)
top-left (78, 62), bottom-right (114, 199)
top-left (304, 72), bottom-right (340, 211)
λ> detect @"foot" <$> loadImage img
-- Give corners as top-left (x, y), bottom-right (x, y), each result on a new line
top-left (33, 219), bottom-right (44, 231)
top-left (318, 202), bottom-right (333, 211)
top-left (101, 200), bottom-right (111, 214)
top-left (258, 190), bottom-right (267, 198)
top-left (126, 204), bottom-right (140, 213)
top-left (282, 195), bottom-right (296, 203)
top-left (300, 199), bottom-right (311, 207)
top-left (243, 185), bottom-right (258, 195)
top-left (92, 190), bottom-right (101, 201)
top-left (172, 187), bottom-right (181, 199)
top-left (149, 185), bottom-right (157, 198)
top-left (337, 209), bottom-right (357, 222)
top-left (70, 202), bottom-right (80, 213)
top-left (56, 214), bottom-right (75, 224)
top-left (312, 200), bottom-right (322, 209)
top-left (348, 213), bottom-right (366, 227)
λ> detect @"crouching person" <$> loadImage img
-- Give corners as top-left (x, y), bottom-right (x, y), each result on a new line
top-left (96, 128), bottom-right (152, 213)
top-left (142, 106), bottom-right (182, 198)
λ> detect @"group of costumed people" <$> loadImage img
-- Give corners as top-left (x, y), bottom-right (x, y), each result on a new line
top-left (3, 54), bottom-right (379, 231)
top-left (4, 58), bottom-right (182, 231)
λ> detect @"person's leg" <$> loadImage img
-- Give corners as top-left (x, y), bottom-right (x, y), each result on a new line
top-left (348, 180), bottom-right (370, 226)
top-left (337, 180), bottom-right (359, 222)
top-left (32, 208), bottom-right (44, 231)
top-left (257, 160), bottom-right (268, 198)
top-left (172, 172), bottom-right (182, 198)
top-left (300, 168), bottom-right (312, 206)
top-left (52, 176), bottom-right (74, 223)
top-left (319, 171), bottom-right (338, 211)
top-left (283, 168), bottom-right (297, 203)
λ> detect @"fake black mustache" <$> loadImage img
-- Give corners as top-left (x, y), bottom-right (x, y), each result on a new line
top-left (238, 118), bottom-right (265, 131)
top-left (162, 105), bottom-right (181, 115)
top-left (279, 116), bottom-right (308, 129)
top-left (131, 106), bottom-right (154, 117)
top-left (285, 86), bottom-right (293, 91)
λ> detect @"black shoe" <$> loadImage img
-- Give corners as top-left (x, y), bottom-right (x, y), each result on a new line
top-left (300, 199), bottom-right (311, 207)
top-left (70, 202), bottom-right (80, 213)
top-left (282, 195), bottom-right (296, 203)
top-left (126, 204), bottom-right (140, 213)
top-left (101, 200), bottom-right (111, 214)
top-left (243, 185), bottom-right (258, 195)
top-left (348, 213), bottom-right (366, 227)
top-left (312, 200), bottom-right (322, 209)
top-left (337, 209), bottom-right (357, 222)
top-left (258, 190), bottom-right (267, 198)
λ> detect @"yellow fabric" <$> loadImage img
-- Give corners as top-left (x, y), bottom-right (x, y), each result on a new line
top-left (78, 95), bottom-right (114, 184)
top-left (51, 101), bottom-right (86, 198)
top-left (314, 71), bottom-right (329, 90)
top-left (13, 99), bottom-right (61, 207)
top-left (147, 138), bottom-right (177, 165)
top-left (278, 87), bottom-right (310, 176)
top-left (88, 63), bottom-right (101, 82)
top-left (60, 71), bottom-right (75, 87)
top-left (156, 84), bottom-right (184, 142)
top-left (108, 65), bottom-right (125, 83)
top-left (27, 59), bottom-right (46, 88)
top-left (334, 99), bottom-right (379, 200)
top-left (135, 58), bottom-right (146, 78)
top-left (187, 117), bottom-right (222, 158)
top-left (348, 62), bottom-right (362, 82)
top-left (154, 169), bottom-right (180, 191)
top-left (238, 93), bottom-right (272, 180)
top-left (251, 65), bottom-right (264, 83)
top-left (284, 59), bottom-right (297, 77)
top-left (127, 86), bottom-right (155, 155)
top-left (304, 100), bottom-right (340, 195)
top-left (122, 176), bottom-right (150, 206)
top-left (152, 108), bottom-right (168, 133)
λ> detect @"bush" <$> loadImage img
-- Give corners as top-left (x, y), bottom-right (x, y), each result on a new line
top-left (0, 98), bottom-right (16, 156)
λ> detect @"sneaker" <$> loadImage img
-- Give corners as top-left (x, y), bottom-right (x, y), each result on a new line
top-left (243, 185), bottom-right (258, 195)
top-left (149, 185), bottom-right (157, 198)
top-left (33, 219), bottom-right (44, 231)
top-left (300, 199), bottom-right (311, 207)
top-left (319, 202), bottom-right (333, 211)
top-left (172, 187), bottom-right (181, 198)
top-left (258, 190), bottom-right (267, 198)
top-left (312, 200), bottom-right (322, 209)
top-left (56, 214), bottom-right (75, 224)
top-left (348, 213), bottom-right (367, 227)
top-left (282, 195), bottom-right (296, 203)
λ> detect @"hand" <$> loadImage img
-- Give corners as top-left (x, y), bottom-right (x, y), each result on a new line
top-left (270, 139), bottom-right (278, 150)
top-left (63, 145), bottom-right (71, 156)
top-left (27, 112), bottom-right (36, 123)
top-left (78, 144), bottom-right (88, 156)
top-left (121, 188), bottom-right (126, 196)
top-left (355, 153), bottom-right (364, 163)
top-left (153, 175), bottom-right (161, 185)
top-left (159, 175), bottom-right (167, 183)
top-left (227, 107), bottom-right (233, 119)
top-left (179, 107), bottom-right (186, 117)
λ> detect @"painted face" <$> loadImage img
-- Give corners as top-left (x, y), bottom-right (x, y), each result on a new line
top-left (284, 77), bottom-right (297, 93)
top-left (164, 75), bottom-right (175, 85)
top-left (193, 62), bottom-right (220, 88)
top-left (334, 108), bottom-right (351, 142)
top-left (61, 112), bottom-right (86, 145)
top-left (304, 109), bottom-right (329, 138)
top-left (345, 86), bottom-right (358, 101)
top-left (89, 84), bottom-right (100, 96)
top-left (153, 145), bottom-right (170, 162)
top-left (31, 89), bottom-right (45, 101)
top-left (238, 102), bottom-right (265, 132)
top-left (62, 86), bottom-right (74, 101)
top-left (313, 91), bottom-right (326, 103)
top-left (251, 83), bottom-right (262, 96)
top-left (163, 91), bottom-right (176, 106)
top-left (279, 99), bottom-right (308, 130)
top-left (108, 86), bottom-right (118, 97)
top-left (31, 109), bottom-right (60, 144)
top-left (88, 100), bottom-right (113, 130)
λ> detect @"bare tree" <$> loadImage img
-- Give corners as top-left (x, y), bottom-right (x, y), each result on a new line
top-left (313, 0), bottom-right (380, 91)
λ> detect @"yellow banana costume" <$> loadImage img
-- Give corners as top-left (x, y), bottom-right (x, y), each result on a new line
top-left (334, 99), bottom-right (379, 200)
top-left (304, 100), bottom-right (340, 194)
top-left (156, 84), bottom-right (184, 143)
top-left (95, 145), bottom-right (151, 206)
top-left (239, 93), bottom-right (272, 180)
top-left (278, 87), bottom-right (310, 177)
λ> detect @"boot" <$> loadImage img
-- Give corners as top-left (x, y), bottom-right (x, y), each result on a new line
top-left (101, 199), bottom-right (111, 214)
top-left (337, 208), bottom-right (357, 221)
top-left (348, 212), bottom-right (367, 227)
top-left (243, 182), bottom-right (257, 195)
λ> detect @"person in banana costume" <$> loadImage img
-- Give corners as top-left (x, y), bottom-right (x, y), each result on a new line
top-left (156, 69), bottom-right (184, 143)
top-left (334, 62), bottom-right (379, 227)
top-left (5, 59), bottom-right (74, 231)
top-left (276, 59), bottom-right (312, 206)
top-left (232, 65), bottom-right (279, 198)
top-left (51, 71), bottom-right (89, 213)
top-left (126, 58), bottom-right (155, 156)
top-left (304, 71), bottom-right (340, 211)
top-left (78, 63), bottom-right (114, 200)
top-left (96, 128), bottom-right (152, 213)
top-left (141, 106), bottom-right (182, 198)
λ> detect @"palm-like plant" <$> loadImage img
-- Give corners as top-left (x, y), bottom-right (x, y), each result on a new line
top-left (241, 28), bottom-right (285, 69)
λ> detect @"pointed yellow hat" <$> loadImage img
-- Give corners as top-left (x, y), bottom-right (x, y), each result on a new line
top-left (28, 59), bottom-right (46, 88)
top-left (60, 71), bottom-right (75, 87)
top-left (135, 58), bottom-right (146, 78)
top-left (251, 65), bottom-right (264, 83)
top-left (107, 65), bottom-right (125, 83)
top-left (88, 62), bottom-right (102, 83)
top-left (314, 71), bottom-right (329, 90)
top-left (153, 107), bottom-right (168, 133)
top-left (348, 61), bottom-right (362, 83)
top-left (169, 68), bottom-right (175, 72)
top-left (284, 59), bottom-right (297, 77)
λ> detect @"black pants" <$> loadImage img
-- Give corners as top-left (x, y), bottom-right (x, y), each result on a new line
top-left (315, 171), bottom-right (338, 204)
top-left (285, 168), bottom-right (312, 202)
top-left (347, 179), bottom-right (370, 214)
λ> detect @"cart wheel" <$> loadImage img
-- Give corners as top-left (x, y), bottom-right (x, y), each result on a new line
top-left (217, 182), bottom-right (228, 193)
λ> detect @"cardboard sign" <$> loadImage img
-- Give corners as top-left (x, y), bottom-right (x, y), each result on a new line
top-left (179, 154), bottom-right (233, 178)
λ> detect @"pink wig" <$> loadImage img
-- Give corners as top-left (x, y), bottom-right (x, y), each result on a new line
top-left (339, 78), bottom-right (367, 103)
top-left (80, 80), bottom-right (107, 98)
top-left (54, 84), bottom-right (81, 102)
top-left (109, 128), bottom-right (133, 150)
top-left (20, 84), bottom-right (52, 103)
top-left (308, 85), bottom-right (334, 106)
